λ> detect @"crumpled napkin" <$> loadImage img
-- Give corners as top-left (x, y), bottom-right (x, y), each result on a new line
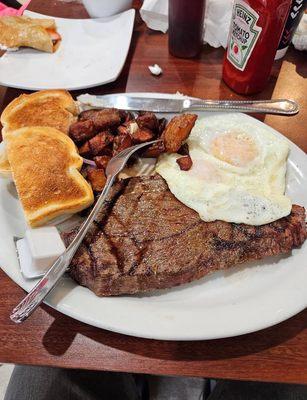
top-left (0, 0), bottom-right (31, 16)
top-left (140, 0), bottom-right (234, 48)
top-left (292, 13), bottom-right (307, 51)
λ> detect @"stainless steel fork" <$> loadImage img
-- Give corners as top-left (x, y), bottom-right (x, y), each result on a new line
top-left (10, 139), bottom-right (161, 323)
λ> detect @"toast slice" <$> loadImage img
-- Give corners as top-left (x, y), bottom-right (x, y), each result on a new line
top-left (1, 89), bottom-right (78, 136)
top-left (6, 126), bottom-right (94, 227)
top-left (0, 142), bottom-right (11, 178)
top-left (0, 90), bottom-right (78, 177)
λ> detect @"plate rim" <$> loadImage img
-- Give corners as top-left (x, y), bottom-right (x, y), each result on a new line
top-left (0, 10), bottom-right (136, 91)
top-left (0, 92), bottom-right (306, 340)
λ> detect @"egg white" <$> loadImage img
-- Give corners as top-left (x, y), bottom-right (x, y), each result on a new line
top-left (156, 114), bottom-right (292, 226)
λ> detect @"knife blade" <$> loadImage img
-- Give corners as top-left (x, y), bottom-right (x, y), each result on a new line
top-left (78, 94), bottom-right (190, 113)
top-left (77, 94), bottom-right (299, 116)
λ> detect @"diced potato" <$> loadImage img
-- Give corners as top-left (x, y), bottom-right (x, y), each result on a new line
top-left (94, 155), bottom-right (111, 169)
top-left (89, 131), bottom-right (113, 156)
top-left (163, 114), bottom-right (197, 153)
top-left (87, 168), bottom-right (107, 192)
top-left (79, 108), bottom-right (121, 130)
top-left (176, 155), bottom-right (193, 171)
top-left (113, 134), bottom-right (132, 155)
top-left (69, 120), bottom-right (96, 143)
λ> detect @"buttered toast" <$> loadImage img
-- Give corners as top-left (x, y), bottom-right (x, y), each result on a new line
top-left (1, 89), bottom-right (78, 136)
top-left (0, 142), bottom-right (11, 178)
top-left (6, 126), bottom-right (94, 227)
top-left (0, 90), bottom-right (78, 176)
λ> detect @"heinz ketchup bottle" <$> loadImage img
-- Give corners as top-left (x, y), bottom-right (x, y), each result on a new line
top-left (222, 0), bottom-right (292, 95)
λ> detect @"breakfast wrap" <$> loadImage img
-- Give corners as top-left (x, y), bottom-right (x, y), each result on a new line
top-left (0, 13), bottom-right (61, 52)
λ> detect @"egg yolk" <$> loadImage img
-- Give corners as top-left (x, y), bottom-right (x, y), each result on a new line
top-left (210, 132), bottom-right (258, 167)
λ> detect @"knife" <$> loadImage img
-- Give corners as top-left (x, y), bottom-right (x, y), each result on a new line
top-left (77, 94), bottom-right (299, 116)
top-left (1, 0), bottom-right (23, 8)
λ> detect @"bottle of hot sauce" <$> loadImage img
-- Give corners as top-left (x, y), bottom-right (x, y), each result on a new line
top-left (222, 0), bottom-right (292, 95)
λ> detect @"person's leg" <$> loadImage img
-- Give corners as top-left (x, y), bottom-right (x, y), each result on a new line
top-left (147, 375), bottom-right (207, 400)
top-left (207, 379), bottom-right (307, 400)
top-left (4, 365), bottom-right (139, 400)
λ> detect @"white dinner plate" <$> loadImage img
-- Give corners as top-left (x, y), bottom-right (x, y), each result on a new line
top-left (0, 10), bottom-right (135, 90)
top-left (0, 93), bottom-right (306, 340)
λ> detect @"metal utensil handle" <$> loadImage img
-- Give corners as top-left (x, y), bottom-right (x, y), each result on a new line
top-left (9, 140), bottom-right (160, 323)
top-left (186, 99), bottom-right (299, 115)
top-left (10, 175), bottom-right (115, 323)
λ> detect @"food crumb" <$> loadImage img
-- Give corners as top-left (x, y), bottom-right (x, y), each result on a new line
top-left (148, 64), bottom-right (163, 76)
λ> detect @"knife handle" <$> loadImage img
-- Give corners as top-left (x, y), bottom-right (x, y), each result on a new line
top-left (185, 99), bottom-right (299, 116)
top-left (1, 0), bottom-right (22, 8)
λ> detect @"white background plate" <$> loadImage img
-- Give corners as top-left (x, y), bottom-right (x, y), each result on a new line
top-left (0, 10), bottom-right (135, 90)
top-left (0, 93), bottom-right (306, 340)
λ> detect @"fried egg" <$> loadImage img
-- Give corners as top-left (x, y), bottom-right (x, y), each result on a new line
top-left (156, 114), bottom-right (292, 225)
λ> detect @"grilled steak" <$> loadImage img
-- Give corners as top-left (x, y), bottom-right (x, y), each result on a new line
top-left (63, 175), bottom-right (307, 296)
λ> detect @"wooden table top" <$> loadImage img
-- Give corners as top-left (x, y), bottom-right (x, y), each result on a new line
top-left (0, 0), bottom-right (306, 384)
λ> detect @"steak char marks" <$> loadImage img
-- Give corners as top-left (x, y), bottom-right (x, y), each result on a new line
top-left (63, 175), bottom-right (307, 296)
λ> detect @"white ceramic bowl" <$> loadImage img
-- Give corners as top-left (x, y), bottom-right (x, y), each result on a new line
top-left (82, 0), bottom-right (133, 18)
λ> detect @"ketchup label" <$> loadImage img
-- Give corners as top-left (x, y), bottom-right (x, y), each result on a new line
top-left (227, 0), bottom-right (262, 71)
